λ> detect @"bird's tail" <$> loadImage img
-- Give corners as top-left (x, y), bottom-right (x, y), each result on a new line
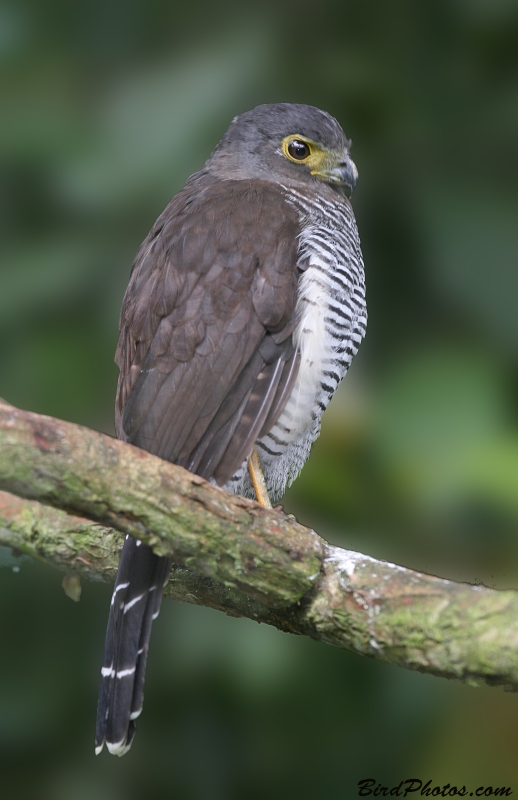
top-left (95, 536), bottom-right (170, 756)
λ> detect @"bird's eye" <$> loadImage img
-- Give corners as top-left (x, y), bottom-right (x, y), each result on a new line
top-left (287, 139), bottom-right (311, 161)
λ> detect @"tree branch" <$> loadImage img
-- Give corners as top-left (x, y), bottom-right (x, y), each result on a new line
top-left (1, 399), bottom-right (517, 691)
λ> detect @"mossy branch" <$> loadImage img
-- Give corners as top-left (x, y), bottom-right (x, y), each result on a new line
top-left (1, 398), bottom-right (517, 690)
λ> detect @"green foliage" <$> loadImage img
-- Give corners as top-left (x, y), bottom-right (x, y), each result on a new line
top-left (1, 0), bottom-right (517, 796)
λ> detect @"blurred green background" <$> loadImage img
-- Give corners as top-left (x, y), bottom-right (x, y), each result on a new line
top-left (1, 0), bottom-right (518, 797)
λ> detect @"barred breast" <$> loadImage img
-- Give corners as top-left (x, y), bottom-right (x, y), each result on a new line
top-left (225, 187), bottom-right (367, 503)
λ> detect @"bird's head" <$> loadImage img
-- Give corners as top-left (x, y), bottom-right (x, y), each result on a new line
top-left (207, 103), bottom-right (358, 198)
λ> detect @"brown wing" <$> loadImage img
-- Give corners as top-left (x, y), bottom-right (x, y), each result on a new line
top-left (115, 175), bottom-right (301, 485)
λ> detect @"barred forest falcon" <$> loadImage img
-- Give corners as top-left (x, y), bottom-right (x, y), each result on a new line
top-left (95, 103), bottom-right (367, 756)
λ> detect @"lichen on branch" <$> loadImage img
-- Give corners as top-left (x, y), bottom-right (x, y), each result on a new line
top-left (1, 399), bottom-right (518, 691)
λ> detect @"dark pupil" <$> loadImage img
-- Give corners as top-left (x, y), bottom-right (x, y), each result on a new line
top-left (288, 140), bottom-right (309, 160)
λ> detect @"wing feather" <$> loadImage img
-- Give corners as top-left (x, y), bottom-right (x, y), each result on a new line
top-left (116, 175), bottom-right (301, 484)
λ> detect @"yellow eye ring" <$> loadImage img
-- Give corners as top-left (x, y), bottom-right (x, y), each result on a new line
top-left (283, 137), bottom-right (312, 162)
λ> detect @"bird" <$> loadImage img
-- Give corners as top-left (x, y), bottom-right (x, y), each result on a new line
top-left (95, 102), bottom-right (367, 756)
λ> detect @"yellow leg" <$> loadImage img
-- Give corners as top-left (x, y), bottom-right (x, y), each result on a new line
top-left (248, 448), bottom-right (272, 509)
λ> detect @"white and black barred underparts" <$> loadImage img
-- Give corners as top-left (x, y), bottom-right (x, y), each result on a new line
top-left (225, 186), bottom-right (367, 503)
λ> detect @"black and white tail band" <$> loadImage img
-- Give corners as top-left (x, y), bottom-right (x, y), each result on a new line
top-left (95, 536), bottom-right (170, 756)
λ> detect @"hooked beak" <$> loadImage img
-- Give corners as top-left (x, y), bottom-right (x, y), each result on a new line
top-left (322, 154), bottom-right (358, 197)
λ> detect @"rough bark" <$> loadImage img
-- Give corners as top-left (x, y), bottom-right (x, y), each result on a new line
top-left (1, 399), bottom-right (517, 691)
